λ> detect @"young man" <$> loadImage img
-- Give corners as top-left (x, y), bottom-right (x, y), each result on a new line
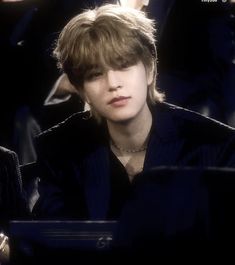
top-left (33, 4), bottom-right (235, 258)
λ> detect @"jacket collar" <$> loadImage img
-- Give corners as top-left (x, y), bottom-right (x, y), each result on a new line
top-left (144, 102), bottom-right (185, 169)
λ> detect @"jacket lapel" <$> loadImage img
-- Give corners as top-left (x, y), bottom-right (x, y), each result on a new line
top-left (144, 103), bottom-right (185, 169)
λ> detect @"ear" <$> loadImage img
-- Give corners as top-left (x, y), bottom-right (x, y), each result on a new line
top-left (79, 88), bottom-right (90, 105)
top-left (79, 90), bottom-right (91, 111)
top-left (147, 63), bottom-right (154, 86)
top-left (80, 90), bottom-right (91, 105)
top-left (86, 99), bottom-right (91, 105)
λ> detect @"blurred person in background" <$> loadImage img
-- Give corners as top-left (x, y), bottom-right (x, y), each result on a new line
top-left (0, 146), bottom-right (29, 264)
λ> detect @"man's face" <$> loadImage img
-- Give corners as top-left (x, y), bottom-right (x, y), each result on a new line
top-left (83, 61), bottom-right (153, 123)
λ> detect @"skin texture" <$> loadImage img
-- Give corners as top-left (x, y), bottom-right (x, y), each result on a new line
top-left (83, 61), bottom-right (153, 125)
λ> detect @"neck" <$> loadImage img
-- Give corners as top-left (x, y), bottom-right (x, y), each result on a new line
top-left (107, 105), bottom-right (152, 152)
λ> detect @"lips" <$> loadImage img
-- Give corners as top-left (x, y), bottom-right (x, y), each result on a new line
top-left (108, 96), bottom-right (131, 105)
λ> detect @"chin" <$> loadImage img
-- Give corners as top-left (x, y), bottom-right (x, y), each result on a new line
top-left (108, 113), bottom-right (137, 124)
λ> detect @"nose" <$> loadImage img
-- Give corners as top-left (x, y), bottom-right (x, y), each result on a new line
top-left (106, 70), bottom-right (122, 91)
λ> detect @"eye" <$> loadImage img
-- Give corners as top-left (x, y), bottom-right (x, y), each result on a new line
top-left (120, 62), bottom-right (130, 69)
top-left (117, 58), bottom-right (133, 70)
top-left (86, 71), bottom-right (103, 81)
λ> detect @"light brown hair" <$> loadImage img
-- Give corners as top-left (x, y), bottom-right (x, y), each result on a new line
top-left (53, 4), bottom-right (164, 108)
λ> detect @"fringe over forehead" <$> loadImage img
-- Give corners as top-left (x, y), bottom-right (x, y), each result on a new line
top-left (53, 4), bottom-right (157, 88)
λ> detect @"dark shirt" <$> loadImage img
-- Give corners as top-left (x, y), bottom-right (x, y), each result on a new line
top-left (107, 151), bottom-right (131, 219)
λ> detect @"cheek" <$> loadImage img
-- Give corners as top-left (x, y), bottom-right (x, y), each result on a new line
top-left (137, 74), bottom-right (149, 96)
top-left (83, 86), bottom-right (96, 104)
top-left (83, 82), bottom-right (104, 104)
top-left (84, 90), bottom-right (103, 106)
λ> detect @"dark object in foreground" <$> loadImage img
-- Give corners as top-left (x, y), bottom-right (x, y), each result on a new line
top-left (10, 167), bottom-right (235, 264)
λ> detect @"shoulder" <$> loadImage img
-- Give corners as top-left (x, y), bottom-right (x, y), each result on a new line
top-left (36, 111), bottom-right (92, 139)
top-left (154, 102), bottom-right (235, 142)
top-left (0, 146), bottom-right (22, 195)
top-left (0, 146), bottom-right (17, 157)
top-left (35, 111), bottom-right (105, 157)
top-left (0, 146), bottom-right (19, 167)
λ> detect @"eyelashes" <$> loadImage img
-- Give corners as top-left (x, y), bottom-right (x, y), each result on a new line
top-left (85, 71), bottom-right (104, 81)
top-left (84, 59), bottom-right (136, 81)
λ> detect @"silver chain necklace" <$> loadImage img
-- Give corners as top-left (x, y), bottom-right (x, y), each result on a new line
top-left (110, 140), bottom-right (147, 153)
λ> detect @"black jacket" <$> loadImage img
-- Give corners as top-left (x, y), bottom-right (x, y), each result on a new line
top-left (32, 102), bottom-right (235, 259)
top-left (33, 102), bottom-right (235, 219)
